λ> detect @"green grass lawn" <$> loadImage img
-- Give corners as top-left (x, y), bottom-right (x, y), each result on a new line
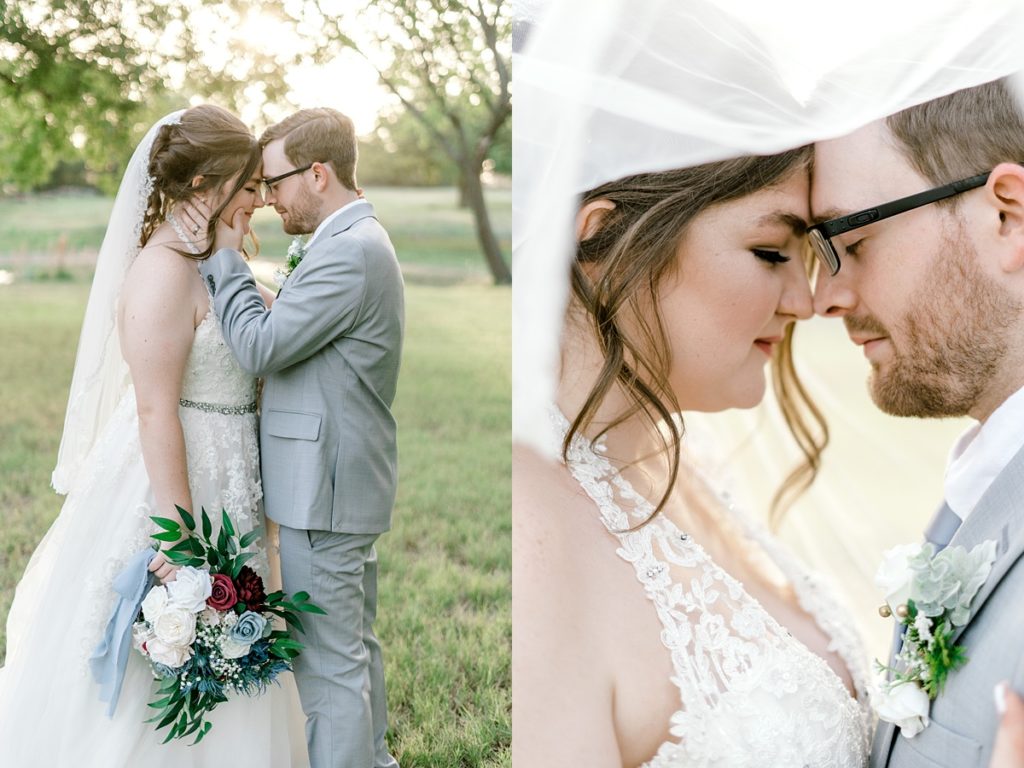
top-left (0, 187), bottom-right (511, 280)
top-left (0, 190), bottom-right (510, 766)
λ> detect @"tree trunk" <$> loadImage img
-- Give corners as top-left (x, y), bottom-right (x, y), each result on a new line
top-left (461, 162), bottom-right (510, 285)
top-left (457, 174), bottom-right (470, 208)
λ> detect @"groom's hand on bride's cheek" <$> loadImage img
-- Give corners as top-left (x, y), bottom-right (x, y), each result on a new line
top-left (180, 198), bottom-right (211, 239)
top-left (213, 208), bottom-right (245, 253)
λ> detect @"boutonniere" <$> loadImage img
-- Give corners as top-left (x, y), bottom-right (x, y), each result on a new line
top-left (273, 236), bottom-right (308, 287)
top-left (871, 539), bottom-right (997, 737)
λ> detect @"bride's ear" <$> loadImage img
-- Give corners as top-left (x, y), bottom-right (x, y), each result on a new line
top-left (575, 199), bottom-right (616, 242)
top-left (190, 175), bottom-right (205, 190)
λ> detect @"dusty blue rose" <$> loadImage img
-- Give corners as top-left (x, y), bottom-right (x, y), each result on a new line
top-left (229, 611), bottom-right (267, 644)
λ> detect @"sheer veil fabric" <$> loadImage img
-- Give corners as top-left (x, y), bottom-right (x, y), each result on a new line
top-left (50, 110), bottom-right (185, 494)
top-left (512, 0), bottom-right (1024, 456)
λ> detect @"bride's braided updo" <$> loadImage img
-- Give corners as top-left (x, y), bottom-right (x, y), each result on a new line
top-left (141, 104), bottom-right (261, 260)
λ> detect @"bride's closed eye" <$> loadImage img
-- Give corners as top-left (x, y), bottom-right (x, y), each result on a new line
top-left (752, 248), bottom-right (791, 265)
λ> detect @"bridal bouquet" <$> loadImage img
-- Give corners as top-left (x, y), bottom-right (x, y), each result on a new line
top-left (134, 506), bottom-right (324, 744)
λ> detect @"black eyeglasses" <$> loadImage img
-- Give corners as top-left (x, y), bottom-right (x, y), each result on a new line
top-left (260, 162), bottom-right (325, 197)
top-left (808, 170), bottom-right (992, 276)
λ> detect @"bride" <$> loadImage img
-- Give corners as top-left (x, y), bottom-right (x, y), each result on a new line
top-left (0, 105), bottom-right (307, 766)
top-left (513, 147), bottom-right (872, 766)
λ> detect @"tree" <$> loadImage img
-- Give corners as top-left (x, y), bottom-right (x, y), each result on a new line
top-left (0, 0), bottom-right (294, 193)
top-left (306, 0), bottom-right (512, 284)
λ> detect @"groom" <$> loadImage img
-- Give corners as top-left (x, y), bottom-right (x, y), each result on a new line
top-left (200, 108), bottom-right (404, 768)
top-left (810, 78), bottom-right (1024, 767)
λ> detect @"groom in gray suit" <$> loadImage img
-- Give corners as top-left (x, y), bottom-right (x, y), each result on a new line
top-left (810, 78), bottom-right (1024, 768)
top-left (199, 108), bottom-right (403, 768)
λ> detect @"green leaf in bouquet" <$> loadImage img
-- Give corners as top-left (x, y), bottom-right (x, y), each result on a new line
top-left (221, 509), bottom-right (236, 538)
top-left (201, 508), bottom-right (213, 541)
top-left (151, 517), bottom-right (182, 534)
top-left (281, 610), bottom-right (306, 634)
top-left (294, 601), bottom-right (328, 616)
top-left (226, 535), bottom-right (239, 557)
top-left (207, 549), bottom-right (222, 569)
top-left (238, 527), bottom-right (262, 549)
top-left (217, 527), bottom-right (229, 555)
top-left (184, 557), bottom-right (206, 567)
top-left (291, 591), bottom-right (311, 602)
top-left (168, 538), bottom-right (202, 555)
top-left (164, 550), bottom-right (195, 566)
top-left (147, 696), bottom-right (173, 709)
top-left (193, 720), bottom-right (213, 745)
top-left (230, 551), bottom-right (257, 579)
top-left (264, 590), bottom-right (285, 605)
top-left (151, 530), bottom-right (182, 543)
top-left (175, 505), bottom-right (196, 532)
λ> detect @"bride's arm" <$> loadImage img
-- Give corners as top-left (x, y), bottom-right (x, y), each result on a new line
top-left (513, 445), bottom-right (621, 767)
top-left (120, 247), bottom-right (199, 582)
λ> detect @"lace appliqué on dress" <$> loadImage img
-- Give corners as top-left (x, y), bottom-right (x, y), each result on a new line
top-left (552, 409), bottom-right (871, 768)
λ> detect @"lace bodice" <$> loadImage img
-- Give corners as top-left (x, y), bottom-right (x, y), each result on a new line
top-left (552, 410), bottom-right (872, 767)
top-left (180, 308), bottom-right (258, 407)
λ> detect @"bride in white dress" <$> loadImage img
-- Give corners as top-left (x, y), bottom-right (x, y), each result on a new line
top-left (513, 148), bottom-right (873, 767)
top-left (0, 106), bottom-right (307, 766)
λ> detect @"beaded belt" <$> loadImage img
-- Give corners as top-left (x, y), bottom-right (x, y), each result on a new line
top-left (179, 398), bottom-right (257, 416)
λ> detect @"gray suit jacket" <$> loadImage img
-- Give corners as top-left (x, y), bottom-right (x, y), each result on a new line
top-left (871, 442), bottom-right (1024, 767)
top-left (199, 201), bottom-right (405, 534)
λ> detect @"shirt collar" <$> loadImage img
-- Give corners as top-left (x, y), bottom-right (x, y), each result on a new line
top-left (944, 383), bottom-right (1024, 521)
top-left (308, 198), bottom-right (368, 248)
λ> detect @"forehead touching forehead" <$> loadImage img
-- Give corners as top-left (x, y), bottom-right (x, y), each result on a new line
top-left (811, 120), bottom-right (925, 222)
top-left (261, 139), bottom-right (289, 177)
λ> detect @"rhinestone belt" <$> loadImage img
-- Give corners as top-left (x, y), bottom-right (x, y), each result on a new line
top-left (179, 398), bottom-right (257, 415)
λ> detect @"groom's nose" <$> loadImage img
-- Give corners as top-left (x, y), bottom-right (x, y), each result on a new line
top-left (812, 268), bottom-right (857, 318)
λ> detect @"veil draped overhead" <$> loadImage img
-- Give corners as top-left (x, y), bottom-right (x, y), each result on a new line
top-left (513, 0), bottom-right (1024, 453)
top-left (51, 110), bottom-right (186, 494)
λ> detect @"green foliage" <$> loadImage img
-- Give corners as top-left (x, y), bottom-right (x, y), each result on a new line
top-left (0, 1), bottom-right (295, 194)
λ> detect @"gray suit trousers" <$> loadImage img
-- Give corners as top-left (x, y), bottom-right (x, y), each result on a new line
top-left (279, 526), bottom-right (398, 768)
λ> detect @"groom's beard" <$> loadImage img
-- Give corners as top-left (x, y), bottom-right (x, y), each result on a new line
top-left (851, 226), bottom-right (1019, 418)
top-left (281, 183), bottom-right (321, 235)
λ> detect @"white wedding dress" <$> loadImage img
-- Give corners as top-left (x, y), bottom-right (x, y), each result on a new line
top-left (553, 409), bottom-right (873, 767)
top-left (0, 290), bottom-right (308, 767)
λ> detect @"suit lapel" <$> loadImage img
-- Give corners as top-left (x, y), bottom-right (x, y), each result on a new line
top-left (947, 441), bottom-right (1024, 643)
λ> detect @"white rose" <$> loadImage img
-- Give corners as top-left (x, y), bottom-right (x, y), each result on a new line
top-left (140, 584), bottom-right (169, 623)
top-left (220, 636), bottom-right (252, 660)
top-left (152, 607), bottom-right (197, 647)
top-left (223, 612), bottom-right (239, 629)
top-left (166, 566), bottom-right (213, 613)
top-left (874, 681), bottom-right (930, 738)
top-left (132, 621), bottom-right (155, 653)
top-left (875, 543), bottom-right (922, 610)
top-left (147, 638), bottom-right (193, 669)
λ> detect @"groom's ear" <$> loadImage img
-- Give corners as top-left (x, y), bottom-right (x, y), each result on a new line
top-left (986, 163), bottom-right (1024, 273)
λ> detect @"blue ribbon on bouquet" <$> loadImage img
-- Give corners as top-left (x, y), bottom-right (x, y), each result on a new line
top-left (88, 548), bottom-right (157, 717)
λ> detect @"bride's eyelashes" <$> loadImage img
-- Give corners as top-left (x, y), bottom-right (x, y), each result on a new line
top-left (752, 248), bottom-right (790, 265)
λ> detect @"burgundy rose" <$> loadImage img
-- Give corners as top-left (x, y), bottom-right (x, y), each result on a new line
top-left (235, 566), bottom-right (267, 612)
top-left (207, 573), bottom-right (238, 611)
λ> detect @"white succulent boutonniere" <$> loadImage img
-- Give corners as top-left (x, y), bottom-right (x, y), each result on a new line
top-left (871, 539), bottom-right (998, 737)
top-left (273, 236), bottom-right (309, 287)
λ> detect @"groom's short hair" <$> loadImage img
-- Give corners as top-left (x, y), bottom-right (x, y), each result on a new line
top-left (886, 78), bottom-right (1024, 194)
top-left (260, 108), bottom-right (358, 191)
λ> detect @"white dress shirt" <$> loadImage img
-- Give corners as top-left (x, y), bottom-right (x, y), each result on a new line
top-left (307, 198), bottom-right (369, 248)
top-left (944, 383), bottom-right (1024, 522)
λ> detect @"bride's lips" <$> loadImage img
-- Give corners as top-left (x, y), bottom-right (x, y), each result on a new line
top-left (754, 336), bottom-right (782, 357)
